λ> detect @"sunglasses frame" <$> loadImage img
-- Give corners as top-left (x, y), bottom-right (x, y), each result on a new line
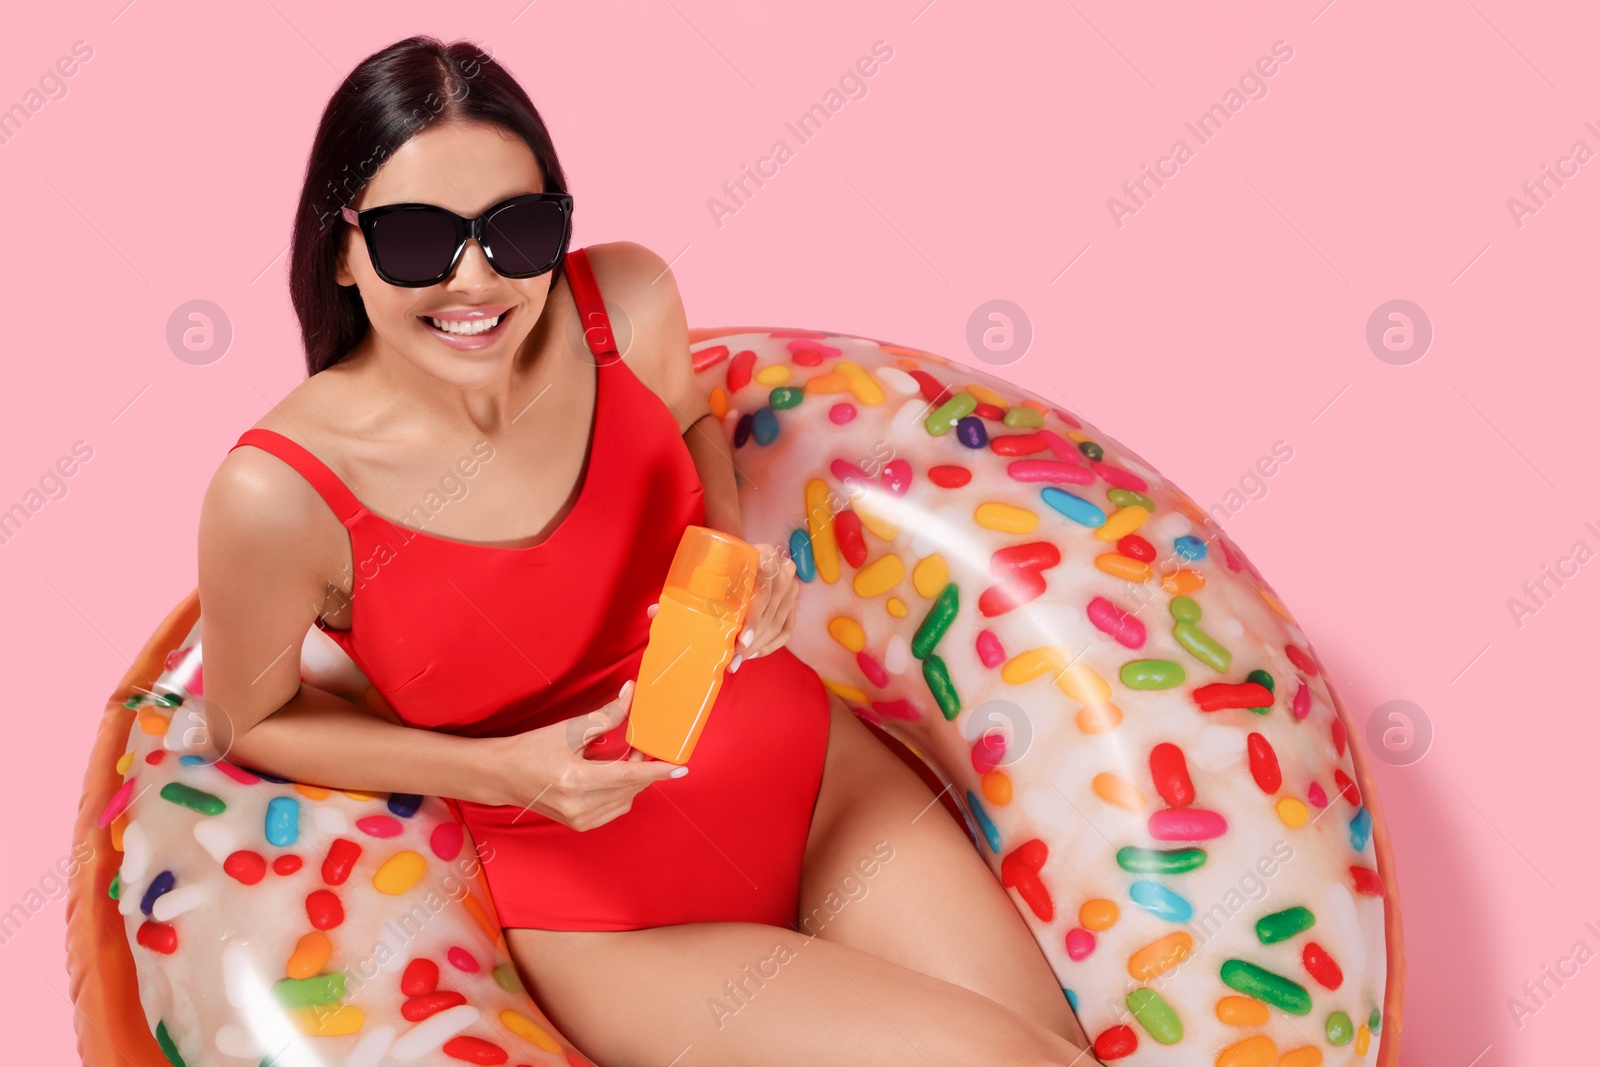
top-left (340, 192), bottom-right (574, 288)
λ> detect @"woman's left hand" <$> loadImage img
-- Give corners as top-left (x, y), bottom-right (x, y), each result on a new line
top-left (644, 542), bottom-right (798, 672)
top-left (729, 543), bottom-right (799, 671)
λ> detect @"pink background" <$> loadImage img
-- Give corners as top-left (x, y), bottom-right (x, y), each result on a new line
top-left (2, 1), bottom-right (1592, 1062)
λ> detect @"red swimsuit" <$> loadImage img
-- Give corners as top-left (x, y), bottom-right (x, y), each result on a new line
top-left (228, 247), bottom-right (833, 930)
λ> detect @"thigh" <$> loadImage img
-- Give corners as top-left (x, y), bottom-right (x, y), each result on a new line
top-left (798, 694), bottom-right (1086, 1047)
top-left (505, 922), bottom-right (1090, 1067)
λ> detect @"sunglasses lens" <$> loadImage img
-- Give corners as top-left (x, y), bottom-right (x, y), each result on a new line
top-left (484, 200), bottom-right (568, 275)
top-left (369, 210), bottom-right (459, 284)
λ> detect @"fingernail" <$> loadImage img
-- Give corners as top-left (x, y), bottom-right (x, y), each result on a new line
top-left (620, 679), bottom-right (633, 699)
top-left (729, 654), bottom-right (742, 673)
top-left (670, 765), bottom-right (689, 777)
top-left (741, 628), bottom-right (754, 647)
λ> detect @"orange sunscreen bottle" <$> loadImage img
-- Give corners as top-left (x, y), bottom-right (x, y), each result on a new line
top-left (626, 526), bottom-right (761, 765)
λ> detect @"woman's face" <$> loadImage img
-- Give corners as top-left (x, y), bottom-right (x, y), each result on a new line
top-left (336, 120), bottom-right (559, 388)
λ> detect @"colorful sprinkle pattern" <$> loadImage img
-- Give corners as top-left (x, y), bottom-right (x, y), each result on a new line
top-left (700, 330), bottom-right (1393, 1065)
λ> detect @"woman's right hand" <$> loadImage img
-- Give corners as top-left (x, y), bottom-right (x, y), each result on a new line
top-left (485, 679), bottom-right (686, 830)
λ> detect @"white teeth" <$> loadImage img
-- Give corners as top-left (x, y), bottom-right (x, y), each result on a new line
top-left (426, 313), bottom-right (503, 336)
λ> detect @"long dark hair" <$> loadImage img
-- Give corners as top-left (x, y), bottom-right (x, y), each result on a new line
top-left (289, 36), bottom-right (570, 375)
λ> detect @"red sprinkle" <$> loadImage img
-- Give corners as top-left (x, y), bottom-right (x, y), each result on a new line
top-left (834, 511), bottom-right (867, 568)
top-left (1000, 839), bottom-right (1053, 921)
top-left (322, 838), bottom-right (361, 886)
top-left (856, 651), bottom-right (889, 688)
top-left (136, 920), bottom-right (178, 954)
top-left (725, 350), bottom-right (756, 393)
top-left (870, 699), bottom-right (920, 721)
top-left (306, 889), bottom-right (344, 930)
top-left (1286, 643), bottom-right (1319, 675)
top-left (272, 854), bottom-right (303, 876)
top-left (441, 1035), bottom-right (508, 1064)
top-left (431, 822), bottom-right (464, 861)
top-left (988, 432), bottom-right (1048, 456)
top-left (908, 370), bottom-right (953, 406)
top-left (1193, 682), bottom-right (1275, 713)
top-left (787, 338), bottom-right (839, 365)
top-left (690, 344), bottom-right (729, 372)
top-left (144, 750), bottom-right (166, 765)
top-left (972, 402), bottom-right (1005, 421)
top-left (401, 957), bottom-right (441, 997)
top-left (223, 850), bottom-right (267, 885)
top-left (356, 815), bottom-right (404, 838)
top-left (1332, 718), bottom-right (1348, 757)
top-left (1117, 535), bottom-right (1155, 563)
top-left (1334, 769), bottom-right (1361, 806)
top-left (1093, 1025), bottom-right (1138, 1060)
top-left (1247, 732), bottom-right (1282, 794)
top-left (447, 946), bottom-right (479, 972)
top-left (1293, 681), bottom-right (1312, 720)
top-left (928, 465), bottom-right (972, 489)
top-left (214, 761), bottom-right (260, 785)
top-left (1307, 782), bottom-right (1328, 807)
top-left (1350, 865), bottom-right (1385, 897)
top-left (403, 990), bottom-right (467, 1022)
top-left (1302, 941), bottom-right (1344, 989)
top-left (1149, 743), bottom-right (1194, 807)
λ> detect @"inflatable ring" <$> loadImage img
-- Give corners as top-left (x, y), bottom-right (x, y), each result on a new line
top-left (67, 327), bottom-right (1404, 1066)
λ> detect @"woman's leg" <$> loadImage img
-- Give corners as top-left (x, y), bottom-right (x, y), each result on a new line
top-left (505, 921), bottom-right (1094, 1067)
top-left (797, 693), bottom-right (1090, 1048)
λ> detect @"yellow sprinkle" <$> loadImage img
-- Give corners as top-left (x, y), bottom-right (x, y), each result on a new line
top-left (1261, 585), bottom-right (1298, 625)
top-left (111, 813), bottom-right (127, 851)
top-left (912, 555), bottom-right (949, 598)
top-left (853, 554), bottom-right (906, 598)
top-left (1127, 932), bottom-right (1192, 980)
top-left (1079, 898), bottom-right (1119, 931)
top-left (965, 383), bottom-right (1006, 407)
top-left (805, 479), bottom-right (841, 584)
top-left (1094, 504), bottom-right (1150, 542)
top-left (1093, 773), bottom-right (1146, 811)
top-left (980, 770), bottom-right (1012, 806)
top-left (137, 709), bottom-right (167, 735)
top-left (1215, 995), bottom-right (1270, 1027)
top-left (854, 495), bottom-right (898, 541)
top-left (828, 616), bottom-right (867, 653)
top-left (1214, 1035), bottom-right (1277, 1067)
top-left (1276, 797), bottom-right (1310, 828)
top-left (1001, 647), bottom-right (1067, 685)
top-left (1076, 702), bottom-right (1122, 733)
top-left (1280, 1047), bottom-right (1325, 1067)
top-left (803, 371), bottom-right (851, 393)
top-left (463, 891), bottom-right (499, 942)
top-left (1066, 431), bottom-right (1094, 443)
top-left (500, 1010), bottom-right (562, 1053)
top-left (288, 1004), bottom-right (364, 1037)
top-left (837, 361), bottom-right (885, 405)
top-left (285, 932), bottom-right (332, 980)
top-left (1095, 553), bottom-right (1153, 583)
top-left (372, 850), bottom-right (427, 895)
top-left (974, 502), bottom-right (1038, 533)
top-left (1057, 660), bottom-right (1111, 705)
top-left (822, 678), bottom-right (869, 704)
top-left (341, 790), bottom-right (378, 801)
top-left (886, 597), bottom-right (908, 618)
top-left (1355, 1024), bottom-right (1371, 1055)
top-left (754, 364), bottom-right (790, 386)
top-left (295, 783), bottom-right (331, 801)
top-left (115, 751), bottom-right (135, 775)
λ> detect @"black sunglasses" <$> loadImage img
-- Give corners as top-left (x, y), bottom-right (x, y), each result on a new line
top-left (341, 192), bottom-right (574, 287)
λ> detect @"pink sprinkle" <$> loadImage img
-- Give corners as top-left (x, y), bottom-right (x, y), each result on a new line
top-left (1050, 408), bottom-right (1083, 430)
top-left (1006, 460), bottom-right (1093, 485)
top-left (787, 338), bottom-right (840, 365)
top-left (1148, 808), bottom-right (1228, 841)
top-left (1091, 461), bottom-right (1148, 492)
top-left (828, 403), bottom-right (857, 425)
top-left (430, 821), bottom-right (464, 861)
top-left (971, 733), bottom-right (1005, 775)
top-left (880, 459), bottom-right (913, 495)
top-left (829, 459), bottom-right (872, 493)
top-left (1036, 428), bottom-right (1082, 463)
top-left (1087, 596), bottom-right (1146, 649)
top-left (446, 946), bottom-right (479, 973)
top-left (975, 630), bottom-right (1006, 668)
top-left (356, 815), bottom-right (404, 838)
top-left (870, 699), bottom-right (922, 721)
top-left (856, 652), bottom-right (889, 688)
top-left (189, 664), bottom-right (205, 697)
top-left (1065, 927), bottom-right (1096, 961)
top-left (98, 777), bottom-right (136, 829)
top-left (163, 647), bottom-right (190, 671)
top-left (1307, 782), bottom-right (1328, 808)
top-left (214, 761), bottom-right (260, 785)
top-left (1292, 681), bottom-right (1311, 721)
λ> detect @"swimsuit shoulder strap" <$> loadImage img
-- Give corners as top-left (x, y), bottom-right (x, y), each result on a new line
top-left (564, 246), bottom-right (619, 365)
top-left (228, 427), bottom-right (365, 525)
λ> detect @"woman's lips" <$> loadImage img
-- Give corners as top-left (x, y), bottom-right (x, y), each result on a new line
top-left (418, 305), bottom-right (515, 350)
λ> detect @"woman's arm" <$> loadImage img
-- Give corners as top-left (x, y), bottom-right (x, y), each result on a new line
top-left (199, 447), bottom-right (520, 806)
top-left (682, 413), bottom-right (743, 539)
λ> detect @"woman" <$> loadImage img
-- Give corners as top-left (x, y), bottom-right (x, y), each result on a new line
top-left (200, 35), bottom-right (1099, 1067)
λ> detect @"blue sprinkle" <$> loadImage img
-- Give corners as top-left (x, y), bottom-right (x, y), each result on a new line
top-left (1040, 487), bottom-right (1106, 527)
top-left (1174, 535), bottom-right (1208, 561)
top-left (752, 407), bottom-right (780, 446)
top-left (955, 415), bottom-right (988, 449)
top-left (178, 754), bottom-right (205, 766)
top-left (1129, 879), bottom-right (1193, 923)
top-left (966, 790), bottom-right (1001, 853)
top-left (140, 869), bottom-right (175, 917)
top-left (733, 412), bottom-right (754, 448)
top-left (387, 793), bottom-right (422, 818)
top-left (264, 796), bottom-right (300, 847)
top-left (789, 528), bottom-right (816, 583)
top-left (1064, 987), bottom-right (1078, 1012)
top-left (1350, 806), bottom-right (1373, 852)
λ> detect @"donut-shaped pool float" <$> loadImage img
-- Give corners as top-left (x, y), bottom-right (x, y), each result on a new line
top-left (67, 327), bottom-right (1404, 1066)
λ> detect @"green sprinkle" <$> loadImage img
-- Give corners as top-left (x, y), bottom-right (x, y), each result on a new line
top-left (1369, 1008), bottom-right (1382, 1032)
top-left (1078, 440), bottom-right (1104, 461)
top-left (769, 386), bottom-right (805, 409)
top-left (1173, 622), bottom-right (1232, 673)
top-left (922, 654), bottom-right (961, 720)
top-left (911, 584), bottom-right (960, 660)
top-left (1219, 958), bottom-right (1311, 1015)
top-left (1116, 847), bottom-right (1206, 874)
top-left (1168, 595), bottom-right (1202, 624)
top-left (155, 1019), bottom-right (187, 1066)
top-left (1120, 660), bottom-right (1186, 690)
top-left (1247, 668), bottom-right (1275, 692)
top-left (1254, 905), bottom-right (1316, 944)
top-left (159, 782), bottom-right (226, 816)
top-left (925, 393), bottom-right (977, 436)
top-left (493, 962), bottom-right (524, 993)
top-left (1107, 488), bottom-right (1155, 511)
top-left (1326, 1010), bottom-right (1354, 1045)
top-left (1002, 406), bottom-right (1043, 428)
top-left (108, 870), bottom-right (120, 901)
top-left (272, 972), bottom-right (346, 1009)
top-left (1126, 988), bottom-right (1183, 1044)
top-left (155, 692), bottom-right (184, 707)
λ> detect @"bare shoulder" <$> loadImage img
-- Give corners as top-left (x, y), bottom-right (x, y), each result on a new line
top-left (581, 241), bottom-right (703, 431)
